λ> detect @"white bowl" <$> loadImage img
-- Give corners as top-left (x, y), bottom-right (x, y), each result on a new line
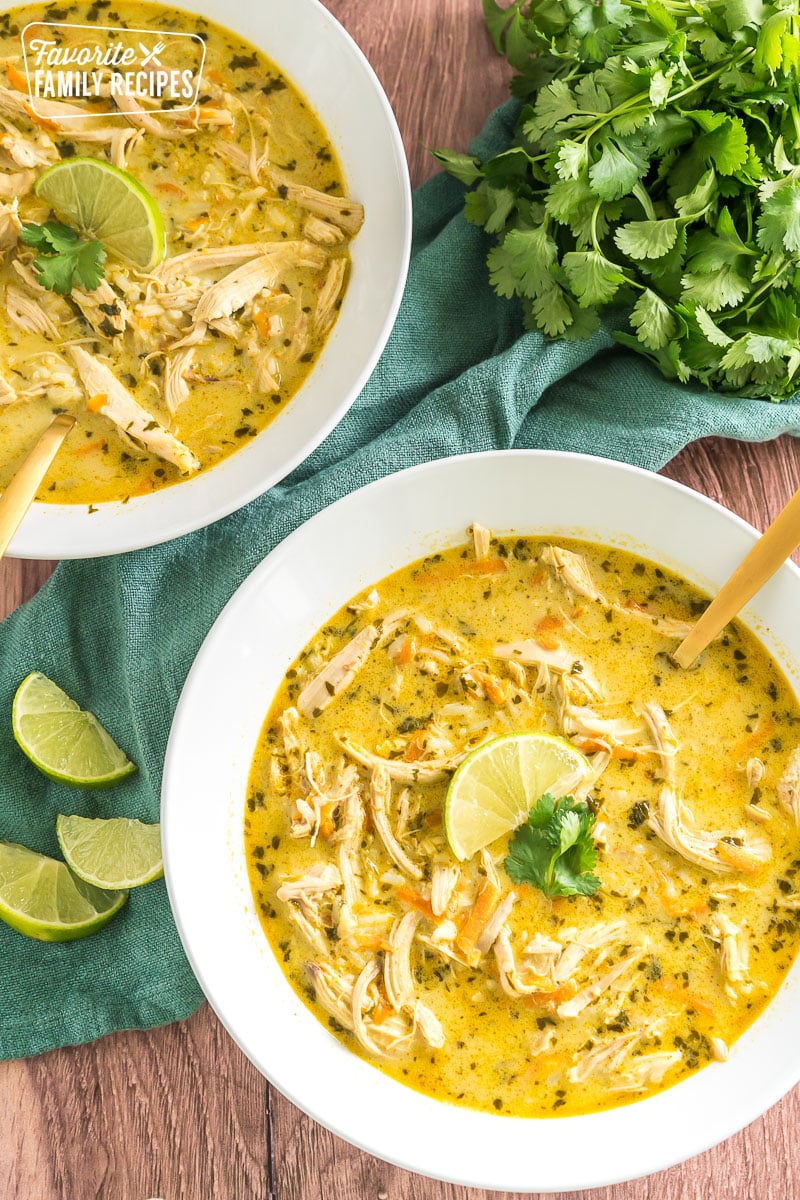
top-left (6, 0), bottom-right (410, 559)
top-left (163, 451), bottom-right (800, 1192)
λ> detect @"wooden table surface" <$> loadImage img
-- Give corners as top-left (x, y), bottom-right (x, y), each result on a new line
top-left (4, 3), bottom-right (800, 1198)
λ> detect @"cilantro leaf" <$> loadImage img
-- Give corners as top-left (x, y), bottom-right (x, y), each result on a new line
top-left (504, 793), bottom-right (601, 898)
top-left (615, 218), bottom-right (678, 260)
top-left (21, 220), bottom-right (105, 296)
top-left (630, 287), bottom-right (677, 348)
top-left (589, 136), bottom-right (649, 200)
top-left (431, 149), bottom-right (484, 186)
top-left (757, 178), bottom-right (800, 253)
top-left (487, 226), bottom-right (557, 300)
top-left (563, 249), bottom-right (626, 305)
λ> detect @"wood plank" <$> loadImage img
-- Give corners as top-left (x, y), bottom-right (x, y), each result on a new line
top-left (4, 1006), bottom-right (269, 1200)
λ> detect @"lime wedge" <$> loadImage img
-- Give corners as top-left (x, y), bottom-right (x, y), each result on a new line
top-left (56, 814), bottom-right (163, 889)
top-left (12, 672), bottom-right (137, 788)
top-left (34, 156), bottom-right (165, 270)
top-left (0, 841), bottom-right (127, 941)
top-left (444, 733), bottom-right (590, 861)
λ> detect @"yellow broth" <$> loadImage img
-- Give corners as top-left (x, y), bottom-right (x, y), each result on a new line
top-left (0, 0), bottom-right (356, 504)
top-left (245, 534), bottom-right (800, 1117)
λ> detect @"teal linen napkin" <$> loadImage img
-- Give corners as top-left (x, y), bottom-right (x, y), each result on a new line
top-left (3, 101), bottom-right (800, 1060)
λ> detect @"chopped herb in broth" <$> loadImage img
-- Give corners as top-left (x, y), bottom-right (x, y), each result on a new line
top-left (245, 529), bottom-right (800, 1118)
top-left (0, 1), bottom-right (361, 504)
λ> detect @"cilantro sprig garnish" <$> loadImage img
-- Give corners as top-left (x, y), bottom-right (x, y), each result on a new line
top-left (504, 793), bottom-right (601, 898)
top-left (20, 220), bottom-right (106, 295)
top-left (435, 0), bottom-right (800, 399)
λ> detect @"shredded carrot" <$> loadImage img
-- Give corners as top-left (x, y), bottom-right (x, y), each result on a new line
top-left (571, 606), bottom-right (585, 619)
top-left (530, 570), bottom-right (546, 586)
top-left (470, 667), bottom-right (508, 705)
top-left (253, 309), bottom-right (273, 339)
top-left (184, 217), bottom-right (208, 232)
top-left (654, 976), bottom-right (716, 1019)
top-left (424, 559), bottom-right (508, 584)
top-left (403, 730), bottom-right (426, 762)
top-left (19, 98), bottom-right (58, 131)
top-left (317, 802), bottom-right (336, 840)
top-left (395, 886), bottom-right (434, 920)
top-left (536, 635), bottom-right (560, 652)
top-left (207, 68), bottom-right (226, 85)
top-left (612, 744), bottom-right (641, 761)
top-left (534, 614), bottom-right (563, 651)
top-left (395, 635), bottom-right (417, 667)
top-left (536, 614), bottom-right (563, 635)
top-left (355, 935), bottom-right (392, 953)
top-left (72, 439), bottom-right (107, 457)
top-left (7, 62), bottom-right (27, 92)
top-left (716, 841), bottom-right (764, 875)
top-left (521, 980), bottom-right (578, 1009)
top-left (455, 877), bottom-right (500, 956)
top-left (370, 998), bottom-right (395, 1023)
top-left (86, 393), bottom-right (107, 414)
top-left (156, 182), bottom-right (186, 196)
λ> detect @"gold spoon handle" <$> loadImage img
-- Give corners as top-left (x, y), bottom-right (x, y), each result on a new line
top-left (0, 414), bottom-right (76, 561)
top-left (673, 485), bottom-right (800, 668)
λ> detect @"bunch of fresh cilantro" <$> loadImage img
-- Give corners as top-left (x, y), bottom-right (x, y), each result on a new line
top-left (504, 793), bottom-right (601, 897)
top-left (435, 0), bottom-right (800, 399)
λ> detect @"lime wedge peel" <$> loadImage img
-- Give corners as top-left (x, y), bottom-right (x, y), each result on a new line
top-left (0, 841), bottom-right (127, 942)
top-left (34, 156), bottom-right (165, 270)
top-left (444, 733), bottom-right (590, 861)
top-left (56, 814), bottom-right (163, 890)
top-left (12, 672), bottom-right (137, 789)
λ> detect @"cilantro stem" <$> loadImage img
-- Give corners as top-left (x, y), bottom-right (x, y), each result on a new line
top-left (669, 48), bottom-right (756, 105)
top-left (632, 182), bottom-right (656, 221)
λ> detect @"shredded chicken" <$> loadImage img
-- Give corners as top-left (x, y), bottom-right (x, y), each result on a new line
top-left (297, 625), bottom-right (379, 718)
top-left (370, 767), bottom-right (423, 880)
top-left (648, 785), bottom-right (771, 875)
top-left (430, 866), bottom-right (460, 918)
top-left (268, 168), bottom-right (365, 235)
top-left (471, 522), bottom-right (492, 561)
top-left (557, 950), bottom-right (644, 1018)
top-left (69, 347), bottom-right (199, 474)
top-left (6, 283), bottom-right (58, 338)
top-left (641, 702), bottom-right (678, 784)
top-left (777, 747), bottom-right (800, 825)
top-left (384, 911), bottom-right (422, 1011)
top-left (612, 1051), bottom-right (682, 1091)
top-left (336, 733), bottom-right (468, 784)
top-left (710, 913), bottom-right (752, 1001)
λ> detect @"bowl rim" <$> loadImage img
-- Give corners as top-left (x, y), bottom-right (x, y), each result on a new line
top-left (163, 449), bottom-right (800, 1192)
top-left (4, 0), bottom-right (412, 559)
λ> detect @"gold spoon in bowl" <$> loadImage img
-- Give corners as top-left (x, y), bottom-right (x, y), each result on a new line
top-left (673, 484), bottom-right (800, 668)
top-left (0, 413), bottom-right (76, 562)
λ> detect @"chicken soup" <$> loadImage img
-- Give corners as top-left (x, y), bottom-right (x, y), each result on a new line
top-left (0, 0), bottom-right (362, 504)
top-left (245, 528), bottom-right (800, 1117)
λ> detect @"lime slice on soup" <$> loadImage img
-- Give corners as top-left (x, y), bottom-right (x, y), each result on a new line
top-left (12, 672), bottom-right (137, 788)
top-left (0, 841), bottom-right (127, 942)
top-left (56, 814), bottom-right (163, 889)
top-left (445, 733), bottom-right (590, 861)
top-left (34, 157), bottom-right (165, 270)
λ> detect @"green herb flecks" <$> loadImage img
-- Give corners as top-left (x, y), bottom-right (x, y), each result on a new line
top-left (20, 220), bottom-right (106, 295)
top-left (435, 0), bottom-right (800, 399)
top-left (504, 793), bottom-right (600, 898)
